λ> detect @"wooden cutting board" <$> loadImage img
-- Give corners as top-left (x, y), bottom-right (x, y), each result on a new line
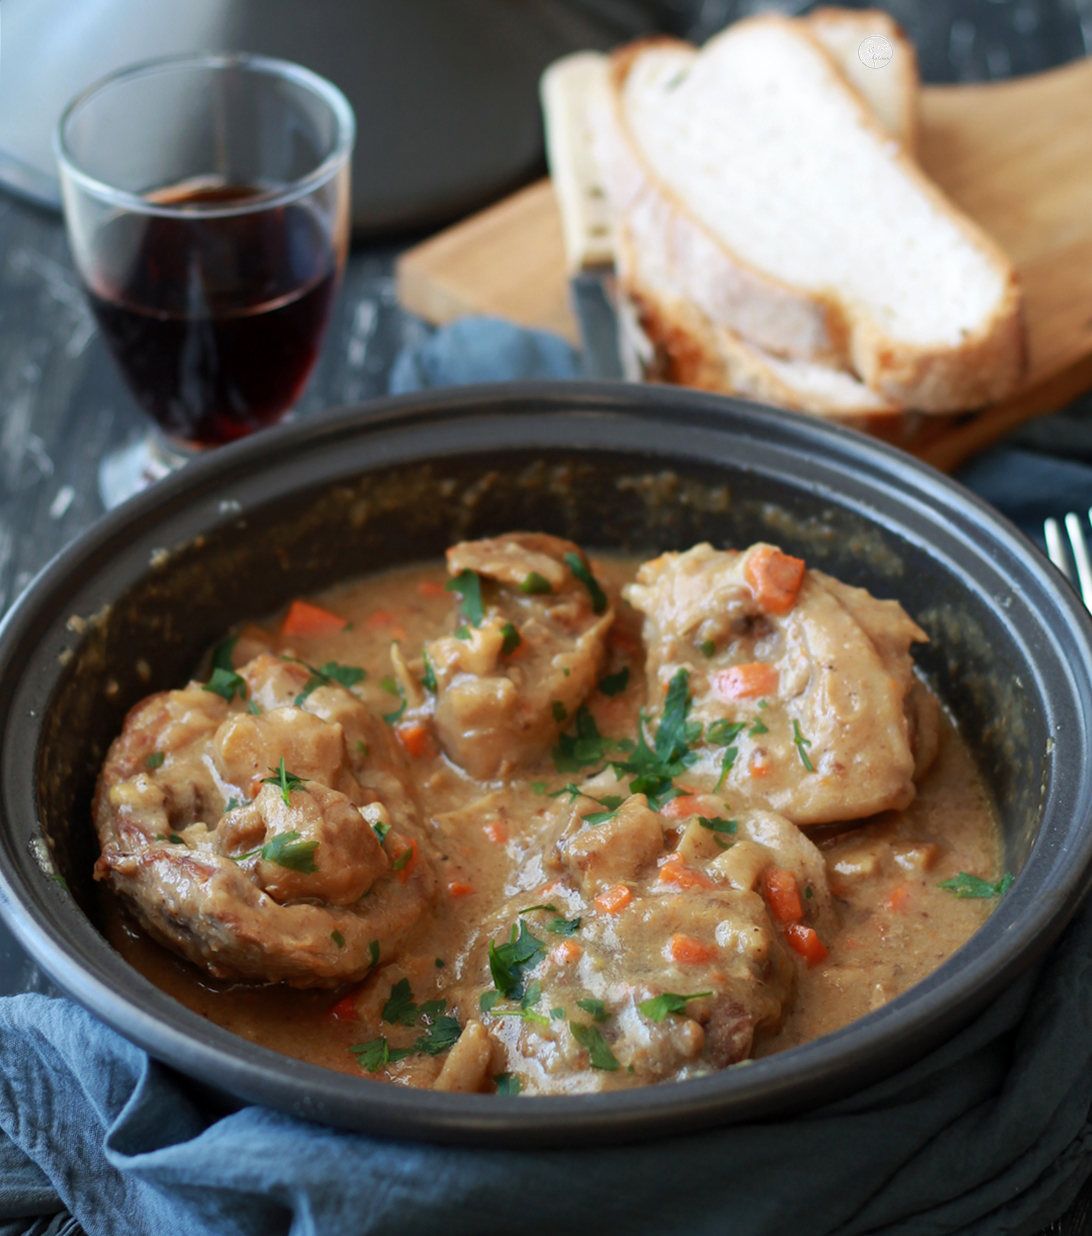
top-left (396, 55), bottom-right (1092, 472)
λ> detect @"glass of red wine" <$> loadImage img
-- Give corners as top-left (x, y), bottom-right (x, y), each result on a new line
top-left (55, 53), bottom-right (355, 508)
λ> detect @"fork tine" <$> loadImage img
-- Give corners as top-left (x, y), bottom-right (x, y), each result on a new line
top-left (1065, 511), bottom-right (1092, 611)
top-left (1045, 517), bottom-right (1073, 583)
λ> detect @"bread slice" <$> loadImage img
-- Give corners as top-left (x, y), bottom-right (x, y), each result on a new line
top-left (805, 7), bottom-right (919, 152)
top-left (614, 216), bottom-right (906, 428)
top-left (542, 10), bottom-right (919, 273)
top-left (596, 17), bottom-right (1024, 410)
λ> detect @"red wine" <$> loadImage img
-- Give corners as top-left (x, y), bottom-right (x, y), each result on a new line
top-left (84, 183), bottom-right (339, 447)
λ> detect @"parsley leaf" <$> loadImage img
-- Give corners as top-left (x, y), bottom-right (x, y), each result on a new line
top-left (203, 667), bottom-right (247, 702)
top-left (570, 1021), bottom-right (619, 1071)
top-left (415, 1015), bottom-right (462, 1055)
top-left (500, 622), bottom-right (522, 655)
top-left (707, 719), bottom-right (746, 747)
top-left (494, 1072), bottom-right (522, 1095)
top-left (390, 845), bottom-right (415, 872)
top-left (938, 872), bottom-right (1014, 898)
top-left (576, 997), bottom-right (608, 1022)
top-left (700, 639), bottom-right (716, 658)
top-left (260, 830), bottom-right (319, 874)
top-left (518, 903), bottom-right (558, 914)
top-left (454, 625), bottom-right (471, 641)
top-left (382, 978), bottom-right (420, 1026)
top-left (489, 921), bottom-right (546, 1000)
top-left (518, 571), bottom-right (552, 596)
top-left (610, 670), bottom-right (701, 809)
top-left (146, 752), bottom-right (165, 770)
top-left (582, 808), bottom-right (620, 826)
top-left (793, 719), bottom-right (815, 772)
top-left (293, 660), bottom-right (367, 707)
top-left (421, 650), bottom-right (437, 693)
top-left (656, 669), bottom-right (702, 762)
top-left (552, 705), bottom-right (614, 773)
top-left (260, 758), bottom-right (308, 806)
top-left (369, 939), bottom-right (380, 967)
top-left (212, 636), bottom-right (237, 672)
top-left (331, 930), bottom-right (345, 949)
top-left (698, 816), bottom-right (737, 835)
top-left (546, 916), bottom-right (581, 936)
top-left (551, 700), bottom-right (568, 724)
top-left (599, 667), bottom-right (630, 697)
top-left (381, 677), bottom-right (407, 724)
top-left (350, 1037), bottom-right (414, 1072)
top-left (446, 570), bottom-right (485, 626)
top-left (564, 553), bottom-right (608, 615)
top-left (638, 991), bottom-right (713, 1022)
top-left (749, 718), bottom-right (769, 736)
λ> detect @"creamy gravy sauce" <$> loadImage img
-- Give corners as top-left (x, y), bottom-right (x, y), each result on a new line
top-left (103, 553), bottom-right (1001, 1092)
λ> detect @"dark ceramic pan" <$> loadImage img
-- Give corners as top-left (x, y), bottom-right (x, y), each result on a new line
top-left (1, 382), bottom-right (1091, 1147)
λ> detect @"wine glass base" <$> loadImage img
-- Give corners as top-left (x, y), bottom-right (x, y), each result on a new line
top-left (98, 432), bottom-right (191, 510)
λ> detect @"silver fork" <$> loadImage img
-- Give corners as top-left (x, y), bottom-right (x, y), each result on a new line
top-left (1044, 511), bottom-right (1092, 611)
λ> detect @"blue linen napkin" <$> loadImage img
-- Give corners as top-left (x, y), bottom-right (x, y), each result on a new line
top-left (4, 315), bottom-right (1092, 1236)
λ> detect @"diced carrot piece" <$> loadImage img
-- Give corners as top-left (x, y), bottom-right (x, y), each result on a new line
top-left (366, 609), bottom-right (394, 629)
top-left (660, 794), bottom-right (704, 820)
top-left (552, 940), bottom-right (582, 965)
top-left (395, 722), bottom-right (436, 760)
top-left (594, 884), bottom-right (633, 915)
top-left (417, 580), bottom-right (448, 599)
top-left (658, 854), bottom-right (713, 891)
top-left (785, 923), bottom-right (828, 965)
top-left (670, 933), bottom-right (715, 965)
top-left (329, 993), bottom-right (361, 1021)
top-left (448, 880), bottom-right (474, 897)
top-left (392, 839), bottom-right (418, 883)
top-left (744, 546), bottom-right (806, 615)
top-left (765, 868), bottom-right (803, 924)
top-left (749, 757), bottom-right (772, 779)
top-left (885, 885), bottom-right (910, 913)
top-left (715, 662), bottom-right (779, 700)
top-left (280, 599), bottom-right (346, 637)
top-left (483, 819), bottom-right (508, 844)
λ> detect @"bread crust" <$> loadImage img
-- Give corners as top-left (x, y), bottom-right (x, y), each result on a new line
top-left (596, 17), bottom-right (1026, 412)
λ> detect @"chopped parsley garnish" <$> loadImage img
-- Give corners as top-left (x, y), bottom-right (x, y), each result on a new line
top-left (582, 808), bottom-right (620, 826)
top-left (698, 816), bottom-right (737, 835)
top-left (415, 1015), bottom-right (462, 1055)
top-left (369, 939), bottom-right (380, 967)
top-left (638, 991), bottom-right (713, 1022)
top-left (488, 921), bottom-right (546, 1001)
top-left (381, 680), bottom-right (407, 725)
top-left (435, 957), bottom-right (445, 968)
top-left (203, 667), bottom-right (247, 702)
top-left (749, 718), bottom-right (769, 736)
top-left (293, 659), bottom-right (366, 706)
top-left (247, 700), bottom-right (261, 716)
top-left (715, 747), bottom-right (739, 793)
top-left (356, 740), bottom-right (369, 756)
top-left (793, 719), bottom-right (815, 772)
top-left (610, 669), bottom-right (700, 809)
top-left (550, 1007), bottom-right (565, 1020)
top-left (371, 818), bottom-right (392, 842)
top-left (446, 569), bottom-right (484, 627)
top-left (331, 930), bottom-right (345, 949)
top-left (518, 571), bottom-right (552, 596)
top-left (390, 845), bottom-right (414, 872)
top-left (804, 886), bottom-right (814, 900)
top-left (706, 719), bottom-right (746, 747)
top-left (551, 700), bottom-right (568, 724)
top-left (499, 623), bottom-right (522, 656)
top-left (350, 1037), bottom-right (411, 1071)
top-left (552, 706), bottom-right (617, 773)
top-left (576, 997), bottom-right (608, 1022)
top-left (212, 636), bottom-right (237, 672)
top-left (564, 552), bottom-right (608, 615)
top-left (382, 978), bottom-right (422, 1026)
top-left (700, 639), bottom-right (716, 658)
top-left (570, 1021), bottom-right (619, 1071)
top-left (938, 872), bottom-right (1014, 898)
top-left (260, 758), bottom-right (308, 806)
top-left (258, 831), bottom-right (319, 874)
top-left (155, 833), bottom-right (187, 845)
top-left (494, 1072), bottom-right (522, 1095)
top-left (519, 903), bottom-right (558, 914)
top-left (225, 798), bottom-right (240, 812)
top-left (531, 781), bottom-right (547, 794)
top-left (546, 916), bottom-right (581, 936)
top-left (421, 650), bottom-right (437, 693)
top-left (146, 752), bottom-right (165, 770)
top-left (454, 625), bottom-right (471, 641)
top-left (598, 667), bottom-right (630, 697)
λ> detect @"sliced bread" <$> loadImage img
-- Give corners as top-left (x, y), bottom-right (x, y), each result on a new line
top-left (596, 17), bottom-right (1024, 410)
